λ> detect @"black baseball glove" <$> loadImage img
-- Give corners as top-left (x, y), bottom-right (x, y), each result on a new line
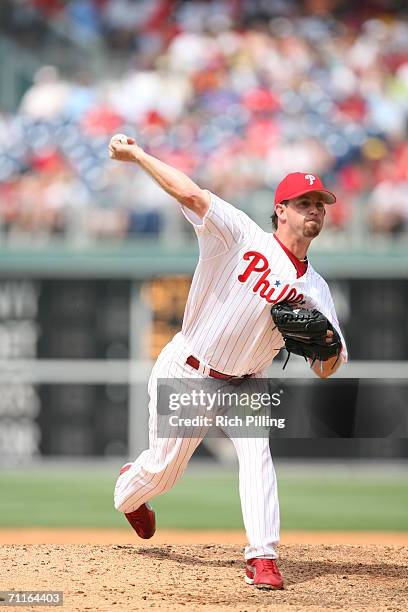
top-left (271, 302), bottom-right (342, 369)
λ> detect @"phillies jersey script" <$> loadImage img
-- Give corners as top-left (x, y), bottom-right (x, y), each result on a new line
top-left (181, 192), bottom-right (347, 376)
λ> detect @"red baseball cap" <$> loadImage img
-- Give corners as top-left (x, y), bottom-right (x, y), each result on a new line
top-left (274, 172), bottom-right (336, 206)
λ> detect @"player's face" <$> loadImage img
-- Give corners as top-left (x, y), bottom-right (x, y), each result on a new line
top-left (285, 192), bottom-right (326, 238)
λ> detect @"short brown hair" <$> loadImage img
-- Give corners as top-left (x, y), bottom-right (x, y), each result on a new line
top-left (271, 200), bottom-right (288, 230)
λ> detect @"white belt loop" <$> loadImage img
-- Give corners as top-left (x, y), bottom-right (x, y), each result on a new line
top-left (198, 360), bottom-right (210, 377)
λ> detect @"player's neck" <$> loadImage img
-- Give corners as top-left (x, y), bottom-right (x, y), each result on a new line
top-left (274, 229), bottom-right (310, 261)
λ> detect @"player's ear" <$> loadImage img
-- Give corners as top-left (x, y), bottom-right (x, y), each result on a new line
top-left (275, 201), bottom-right (288, 223)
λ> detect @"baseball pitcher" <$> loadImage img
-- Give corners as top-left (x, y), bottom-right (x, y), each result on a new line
top-left (109, 134), bottom-right (347, 590)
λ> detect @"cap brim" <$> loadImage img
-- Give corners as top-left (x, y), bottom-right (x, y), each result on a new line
top-left (314, 189), bottom-right (336, 204)
top-left (275, 188), bottom-right (336, 205)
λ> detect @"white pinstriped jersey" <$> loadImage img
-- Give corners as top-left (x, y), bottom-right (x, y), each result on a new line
top-left (180, 192), bottom-right (347, 376)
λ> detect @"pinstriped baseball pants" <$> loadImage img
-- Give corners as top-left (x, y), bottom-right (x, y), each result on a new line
top-left (114, 332), bottom-right (280, 560)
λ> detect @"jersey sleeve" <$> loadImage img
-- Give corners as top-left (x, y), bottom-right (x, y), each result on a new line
top-left (180, 191), bottom-right (258, 260)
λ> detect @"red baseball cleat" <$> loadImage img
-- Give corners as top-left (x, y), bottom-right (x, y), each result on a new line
top-left (245, 558), bottom-right (284, 590)
top-left (119, 463), bottom-right (156, 539)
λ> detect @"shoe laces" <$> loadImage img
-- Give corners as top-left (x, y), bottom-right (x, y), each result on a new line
top-left (254, 558), bottom-right (280, 574)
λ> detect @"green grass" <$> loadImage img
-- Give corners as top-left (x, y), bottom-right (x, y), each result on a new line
top-left (279, 477), bottom-right (408, 531)
top-left (0, 467), bottom-right (407, 531)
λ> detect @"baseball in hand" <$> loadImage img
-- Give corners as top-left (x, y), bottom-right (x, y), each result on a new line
top-left (111, 133), bottom-right (129, 145)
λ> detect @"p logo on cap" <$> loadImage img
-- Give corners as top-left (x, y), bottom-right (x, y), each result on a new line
top-left (274, 172), bottom-right (336, 205)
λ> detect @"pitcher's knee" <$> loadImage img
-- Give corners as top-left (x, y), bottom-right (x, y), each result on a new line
top-left (114, 483), bottom-right (142, 513)
top-left (114, 471), bottom-right (174, 513)
top-left (114, 493), bottom-right (130, 513)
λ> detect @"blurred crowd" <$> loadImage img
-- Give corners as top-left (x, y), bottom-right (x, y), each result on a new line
top-left (0, 0), bottom-right (408, 244)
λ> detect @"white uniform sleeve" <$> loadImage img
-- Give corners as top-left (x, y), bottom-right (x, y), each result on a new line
top-left (180, 191), bottom-right (258, 260)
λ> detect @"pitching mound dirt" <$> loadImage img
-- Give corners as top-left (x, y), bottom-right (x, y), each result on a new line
top-left (1, 528), bottom-right (408, 545)
top-left (1, 543), bottom-right (407, 611)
